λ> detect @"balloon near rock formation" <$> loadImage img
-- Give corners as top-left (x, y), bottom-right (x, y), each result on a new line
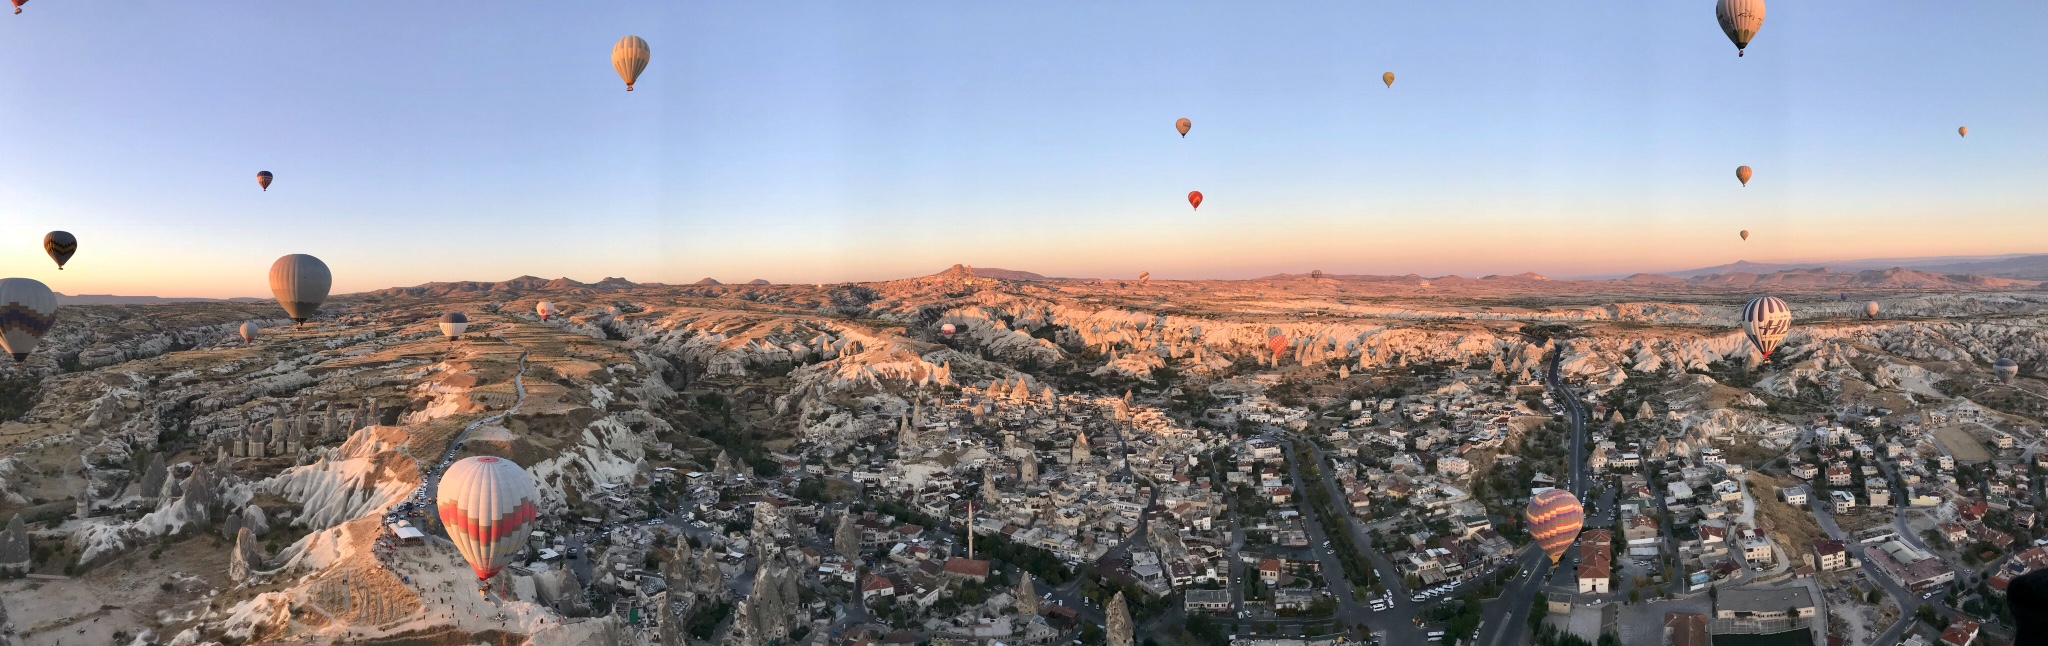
top-left (612, 36), bottom-right (651, 91)
top-left (437, 456), bottom-right (542, 587)
top-left (0, 278), bottom-right (57, 363)
top-left (940, 323), bottom-right (956, 337)
top-left (1865, 301), bottom-right (1880, 318)
top-left (269, 254), bottom-right (332, 325)
top-left (439, 312), bottom-right (469, 340)
top-left (1525, 488), bottom-right (1584, 564)
top-left (1741, 295), bottom-right (1792, 359)
top-left (1996, 358), bottom-right (2019, 384)
top-left (240, 322), bottom-right (260, 344)
top-left (536, 301), bottom-right (556, 321)
top-left (43, 231), bottom-right (76, 269)
top-left (1715, 0), bottom-right (1765, 56)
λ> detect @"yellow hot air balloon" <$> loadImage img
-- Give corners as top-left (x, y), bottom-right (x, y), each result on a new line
top-left (1175, 118), bottom-right (1191, 138)
top-left (1382, 71), bottom-right (1395, 88)
top-left (1736, 165), bottom-right (1752, 186)
top-left (1959, 126), bottom-right (1968, 138)
top-left (612, 36), bottom-right (651, 91)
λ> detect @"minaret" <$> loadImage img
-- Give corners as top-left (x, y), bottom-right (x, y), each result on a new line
top-left (967, 502), bottom-right (975, 561)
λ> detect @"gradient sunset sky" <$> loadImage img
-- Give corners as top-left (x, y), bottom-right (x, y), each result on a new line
top-left (3, 2), bottom-right (2046, 297)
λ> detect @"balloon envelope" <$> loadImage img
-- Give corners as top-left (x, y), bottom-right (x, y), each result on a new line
top-left (536, 301), bottom-right (556, 321)
top-left (1865, 301), bottom-right (1880, 318)
top-left (1959, 126), bottom-right (1968, 138)
top-left (940, 323), bottom-right (956, 337)
top-left (1138, 272), bottom-right (1150, 286)
top-left (1382, 71), bottom-right (1395, 88)
top-left (1175, 118), bottom-right (1191, 137)
top-left (440, 312), bottom-right (469, 340)
top-left (1267, 334), bottom-right (1288, 359)
top-left (1715, 0), bottom-right (1766, 55)
top-left (1188, 191), bottom-right (1203, 210)
top-left (269, 254), bottom-right (333, 324)
top-left (612, 36), bottom-right (651, 90)
top-left (257, 171), bottom-right (273, 191)
top-left (0, 278), bottom-right (57, 362)
top-left (1525, 488), bottom-right (1584, 564)
top-left (1996, 358), bottom-right (2019, 383)
top-left (437, 456), bottom-right (542, 582)
top-left (43, 231), bottom-right (76, 269)
top-left (1741, 296), bottom-right (1792, 359)
top-left (239, 322), bottom-right (259, 344)
top-left (1739, 230), bottom-right (1749, 241)
top-left (1736, 166), bottom-right (1752, 186)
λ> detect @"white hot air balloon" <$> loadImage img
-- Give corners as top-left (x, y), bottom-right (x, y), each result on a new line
top-left (269, 254), bottom-right (332, 326)
top-left (240, 322), bottom-right (260, 344)
top-left (1740, 296), bottom-right (1792, 360)
top-left (940, 323), bottom-right (956, 338)
top-left (440, 312), bottom-right (469, 341)
top-left (535, 301), bottom-right (556, 322)
top-left (437, 456), bottom-right (542, 589)
top-left (1715, 0), bottom-right (1766, 57)
top-left (0, 278), bottom-right (58, 363)
top-left (1864, 301), bottom-right (1880, 319)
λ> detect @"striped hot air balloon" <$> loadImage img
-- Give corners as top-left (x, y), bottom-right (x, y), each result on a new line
top-left (1267, 333), bottom-right (1289, 360)
top-left (0, 278), bottom-right (57, 363)
top-left (612, 36), bottom-right (651, 91)
top-left (1524, 488), bottom-right (1584, 565)
top-left (1715, 0), bottom-right (1766, 57)
top-left (439, 312), bottom-right (469, 340)
top-left (1741, 296), bottom-right (1792, 359)
top-left (437, 456), bottom-right (542, 586)
top-left (43, 231), bottom-right (77, 269)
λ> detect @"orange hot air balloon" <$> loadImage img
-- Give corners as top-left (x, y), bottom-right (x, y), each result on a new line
top-left (1958, 126), bottom-right (1968, 138)
top-left (1176, 118), bottom-right (1191, 138)
top-left (1740, 230), bottom-right (1749, 241)
top-left (1266, 333), bottom-right (1288, 359)
top-left (1382, 71), bottom-right (1395, 88)
top-left (1188, 191), bottom-right (1203, 210)
top-left (11, 0), bottom-right (23, 15)
top-left (257, 171), bottom-right (273, 191)
top-left (1736, 165), bottom-right (1752, 186)
top-left (1525, 488), bottom-right (1584, 565)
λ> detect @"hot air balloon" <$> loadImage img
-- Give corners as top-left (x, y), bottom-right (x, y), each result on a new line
top-left (1310, 270), bottom-right (1324, 281)
top-left (436, 456), bottom-right (542, 588)
top-left (1524, 488), bottom-right (1584, 565)
top-left (239, 322), bottom-right (259, 344)
top-left (43, 231), bottom-right (76, 270)
top-left (1382, 71), bottom-right (1395, 88)
top-left (11, 0), bottom-right (23, 15)
top-left (1736, 166), bottom-right (1753, 186)
top-left (1740, 296), bottom-right (1792, 360)
top-left (1715, 0), bottom-right (1765, 57)
top-left (256, 171), bottom-right (273, 191)
top-left (1739, 230), bottom-right (1749, 241)
top-left (1267, 333), bottom-right (1288, 360)
top-left (0, 278), bottom-right (56, 362)
top-left (1996, 358), bottom-right (2020, 384)
top-left (612, 36), bottom-right (650, 91)
top-left (1188, 191), bottom-right (1203, 210)
top-left (940, 323), bottom-right (956, 338)
top-left (1138, 272), bottom-right (1151, 286)
top-left (536, 301), bottom-right (556, 322)
top-left (1959, 126), bottom-right (1968, 138)
top-left (1175, 118), bottom-right (1191, 138)
top-left (1865, 301), bottom-right (1880, 318)
top-left (269, 254), bottom-right (332, 326)
top-left (440, 312), bottom-right (469, 341)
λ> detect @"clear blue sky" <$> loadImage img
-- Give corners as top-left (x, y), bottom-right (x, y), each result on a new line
top-left (2, 1), bottom-right (2045, 296)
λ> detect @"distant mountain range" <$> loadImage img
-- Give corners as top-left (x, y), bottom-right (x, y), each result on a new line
top-left (1649, 254), bottom-right (2048, 280)
top-left (57, 294), bottom-right (269, 306)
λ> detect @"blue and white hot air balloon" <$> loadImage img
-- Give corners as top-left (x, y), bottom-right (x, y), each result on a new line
top-left (1741, 296), bottom-right (1792, 359)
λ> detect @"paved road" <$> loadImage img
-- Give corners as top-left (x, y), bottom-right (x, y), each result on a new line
top-left (1479, 349), bottom-right (1586, 646)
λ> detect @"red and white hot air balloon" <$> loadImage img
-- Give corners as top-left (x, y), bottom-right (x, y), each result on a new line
top-left (437, 456), bottom-right (542, 589)
top-left (940, 323), bottom-right (956, 338)
top-left (239, 322), bottom-right (259, 344)
top-left (535, 301), bottom-right (556, 322)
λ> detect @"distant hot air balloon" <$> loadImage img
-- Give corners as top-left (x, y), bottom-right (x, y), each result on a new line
top-left (1736, 166), bottom-right (1753, 186)
top-left (1188, 191), bottom-right (1203, 210)
top-left (0, 278), bottom-right (56, 362)
top-left (437, 456), bottom-right (542, 588)
top-left (1741, 295), bottom-right (1792, 359)
top-left (612, 36), bottom-right (651, 91)
top-left (1865, 301), bottom-right (1880, 318)
top-left (11, 0), bottom-right (23, 15)
top-left (256, 171), bottom-right (273, 191)
top-left (1138, 272), bottom-right (1151, 286)
top-left (940, 323), bottom-right (956, 337)
top-left (1382, 71), bottom-right (1395, 88)
top-left (1959, 126), bottom-right (1968, 138)
top-left (1310, 270), bottom-right (1324, 281)
top-left (1524, 488), bottom-right (1584, 565)
top-left (1715, 0), bottom-right (1766, 57)
top-left (1996, 358), bottom-right (2020, 384)
top-left (1175, 118), bottom-right (1191, 138)
top-left (440, 312), bottom-right (469, 341)
top-left (1739, 230), bottom-right (1749, 241)
top-left (536, 301), bottom-right (556, 321)
top-left (1267, 333), bottom-right (1289, 360)
top-left (43, 231), bottom-right (76, 270)
top-left (269, 254), bottom-right (332, 326)
top-left (239, 322), bottom-right (259, 344)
